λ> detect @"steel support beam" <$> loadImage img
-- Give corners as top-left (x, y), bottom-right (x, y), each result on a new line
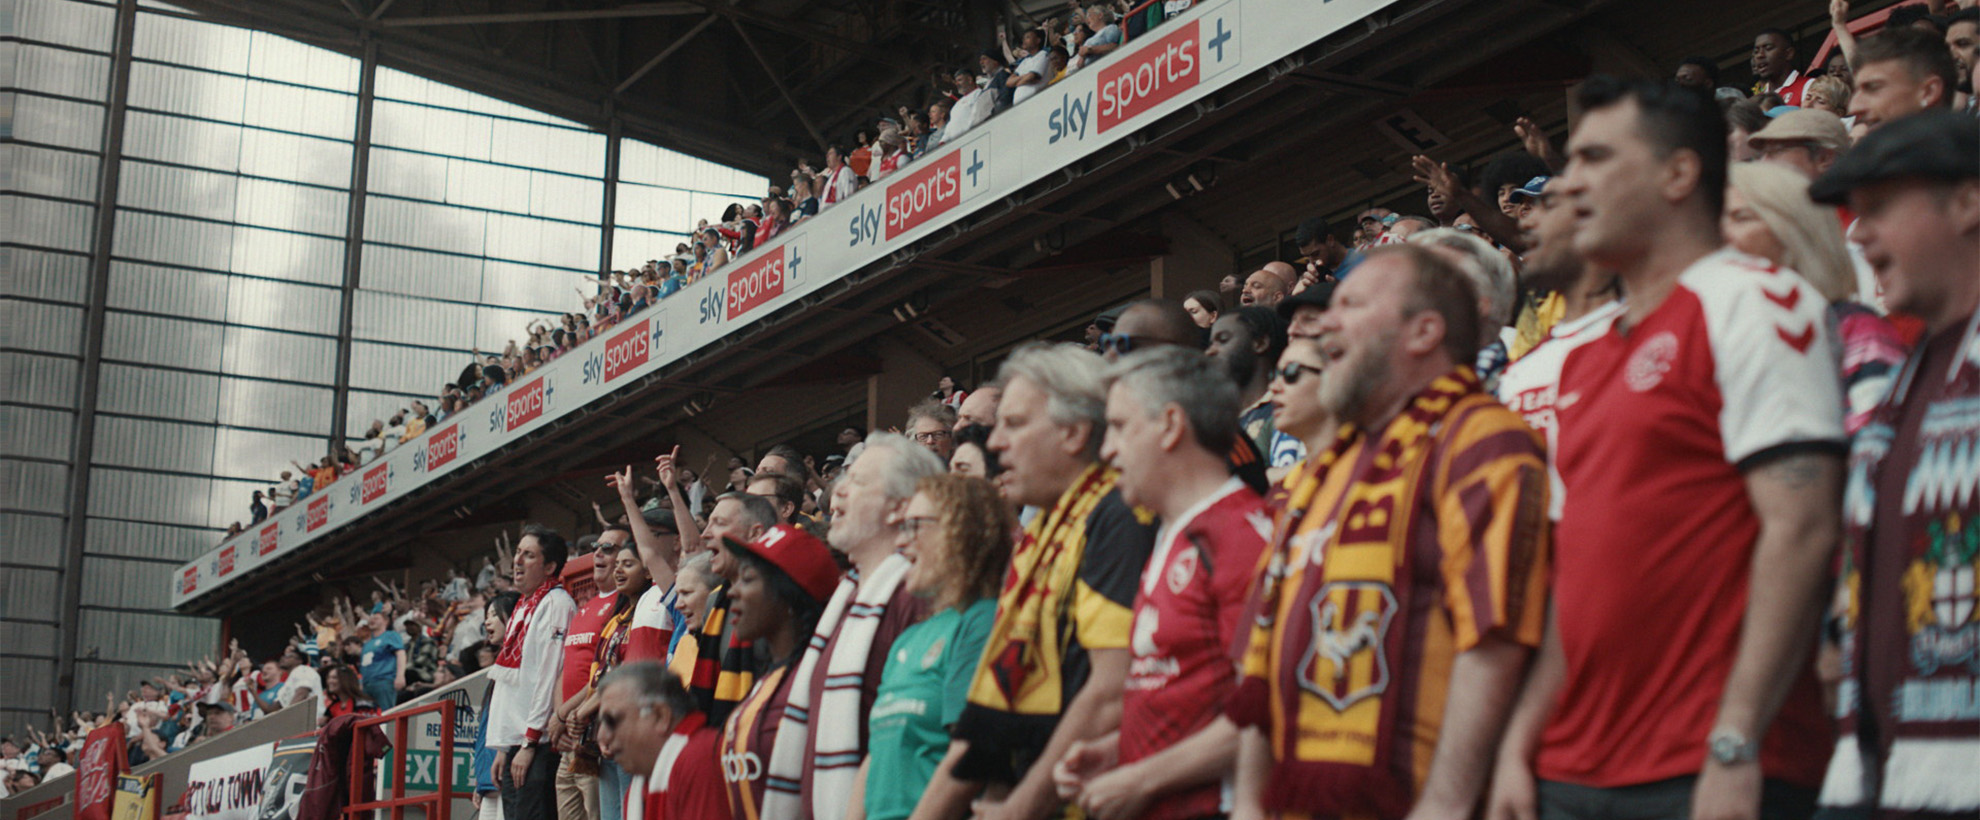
top-left (728, 15), bottom-right (829, 152)
top-left (329, 37), bottom-right (379, 453)
top-left (56, 0), bottom-right (139, 716)
top-left (600, 105), bottom-right (622, 275)
top-left (377, 3), bottom-right (701, 26)
top-left (615, 13), bottom-right (719, 95)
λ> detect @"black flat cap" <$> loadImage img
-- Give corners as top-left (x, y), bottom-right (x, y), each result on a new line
top-left (1809, 110), bottom-right (1979, 204)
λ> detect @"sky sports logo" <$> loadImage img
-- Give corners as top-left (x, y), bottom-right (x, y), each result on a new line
top-left (1097, 20), bottom-right (1203, 132)
top-left (604, 320), bottom-right (650, 382)
top-left (179, 566), bottom-right (199, 595)
top-left (506, 378), bottom-right (545, 432)
top-left (427, 425), bottom-right (459, 471)
top-left (362, 464), bottom-right (389, 504)
top-left (306, 496), bottom-right (329, 532)
top-left (726, 249), bottom-right (786, 321)
top-left (217, 545), bottom-right (236, 577)
top-left (256, 523), bottom-right (278, 556)
top-left (885, 151), bottom-right (963, 239)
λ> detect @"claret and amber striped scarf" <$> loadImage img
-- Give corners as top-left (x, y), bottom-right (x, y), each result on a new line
top-left (1231, 368), bottom-right (1482, 818)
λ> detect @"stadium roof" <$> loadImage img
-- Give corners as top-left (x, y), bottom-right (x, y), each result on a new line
top-left (159, 0), bottom-right (1011, 177)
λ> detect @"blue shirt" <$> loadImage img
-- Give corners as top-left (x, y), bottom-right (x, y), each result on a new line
top-left (360, 631), bottom-right (406, 684)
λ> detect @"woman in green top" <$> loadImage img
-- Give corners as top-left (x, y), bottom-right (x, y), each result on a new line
top-left (851, 474), bottom-right (1014, 820)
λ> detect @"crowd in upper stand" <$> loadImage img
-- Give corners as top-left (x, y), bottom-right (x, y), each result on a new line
top-left (12, 4), bottom-right (1980, 820)
top-left (221, 0), bottom-right (1200, 542)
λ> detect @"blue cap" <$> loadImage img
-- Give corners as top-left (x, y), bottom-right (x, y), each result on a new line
top-left (1764, 104), bottom-right (1800, 118)
top-left (1509, 175), bottom-right (1550, 201)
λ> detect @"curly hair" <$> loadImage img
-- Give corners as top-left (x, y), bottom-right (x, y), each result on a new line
top-left (914, 474), bottom-right (1016, 612)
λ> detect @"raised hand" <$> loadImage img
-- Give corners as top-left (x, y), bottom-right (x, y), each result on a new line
top-left (654, 445), bottom-right (681, 489)
top-left (1410, 155), bottom-right (1464, 204)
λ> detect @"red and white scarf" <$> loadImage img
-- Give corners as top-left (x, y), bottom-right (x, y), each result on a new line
top-left (491, 577), bottom-right (563, 681)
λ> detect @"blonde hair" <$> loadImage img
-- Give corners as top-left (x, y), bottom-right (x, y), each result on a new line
top-left (1803, 75), bottom-right (1851, 116)
top-left (1726, 163), bottom-right (1855, 302)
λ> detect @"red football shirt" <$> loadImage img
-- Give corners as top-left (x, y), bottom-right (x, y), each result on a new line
top-left (625, 713), bottom-right (728, 820)
top-left (562, 590), bottom-right (616, 702)
top-left (1540, 249), bottom-right (1844, 788)
top-left (625, 585), bottom-right (675, 664)
top-left (1121, 478), bottom-right (1271, 820)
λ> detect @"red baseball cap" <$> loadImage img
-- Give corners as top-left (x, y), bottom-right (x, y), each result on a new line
top-left (722, 524), bottom-right (842, 606)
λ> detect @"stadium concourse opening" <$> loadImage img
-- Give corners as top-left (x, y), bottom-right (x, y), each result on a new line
top-left (1, 0), bottom-right (1888, 800)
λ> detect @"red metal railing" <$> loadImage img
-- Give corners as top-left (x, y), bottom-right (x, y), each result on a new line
top-left (345, 702), bottom-right (454, 820)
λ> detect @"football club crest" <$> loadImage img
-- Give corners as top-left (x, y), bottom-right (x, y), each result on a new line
top-left (1298, 581), bottom-right (1396, 711)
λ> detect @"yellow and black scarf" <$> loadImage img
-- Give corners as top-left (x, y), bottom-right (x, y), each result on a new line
top-left (689, 584), bottom-right (757, 724)
top-left (953, 464), bottom-right (1122, 784)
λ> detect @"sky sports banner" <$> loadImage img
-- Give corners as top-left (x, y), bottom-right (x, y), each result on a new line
top-left (171, 0), bottom-right (1400, 607)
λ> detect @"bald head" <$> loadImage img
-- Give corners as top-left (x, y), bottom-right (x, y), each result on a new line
top-left (1241, 265), bottom-right (1292, 307)
top-left (1115, 299), bottom-right (1201, 350)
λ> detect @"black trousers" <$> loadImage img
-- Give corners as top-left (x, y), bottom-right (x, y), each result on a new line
top-left (497, 745), bottom-right (562, 820)
top-left (1538, 776), bottom-right (1817, 820)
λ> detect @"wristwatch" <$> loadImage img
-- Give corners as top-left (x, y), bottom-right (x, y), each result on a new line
top-left (1707, 727), bottom-right (1759, 765)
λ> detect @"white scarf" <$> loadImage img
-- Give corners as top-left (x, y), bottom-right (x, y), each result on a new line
top-left (761, 552), bottom-right (911, 820)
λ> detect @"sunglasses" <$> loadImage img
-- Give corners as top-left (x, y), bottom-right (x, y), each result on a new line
top-left (1098, 333), bottom-right (1145, 354)
top-left (1278, 361), bottom-right (1320, 384)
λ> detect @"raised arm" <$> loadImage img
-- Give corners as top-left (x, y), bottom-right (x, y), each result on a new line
top-left (656, 447), bottom-right (706, 555)
top-left (610, 465), bottom-right (678, 591)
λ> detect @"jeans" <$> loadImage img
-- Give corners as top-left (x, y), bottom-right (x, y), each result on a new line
top-left (596, 759), bottom-right (627, 820)
top-left (1538, 776), bottom-right (1817, 820)
top-left (364, 679), bottom-right (399, 710)
top-left (498, 746), bottom-right (561, 820)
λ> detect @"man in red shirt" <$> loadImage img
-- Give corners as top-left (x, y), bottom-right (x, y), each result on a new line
top-left (1053, 346), bottom-right (1271, 820)
top-left (595, 663), bottom-right (727, 820)
top-left (551, 530), bottom-right (629, 820)
top-left (1495, 76), bottom-right (1846, 820)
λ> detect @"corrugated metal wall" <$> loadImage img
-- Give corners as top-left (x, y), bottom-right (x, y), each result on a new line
top-left (1, 0), bottom-right (764, 730)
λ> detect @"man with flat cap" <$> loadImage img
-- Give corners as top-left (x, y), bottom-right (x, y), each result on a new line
top-left (1807, 110), bottom-right (1980, 818)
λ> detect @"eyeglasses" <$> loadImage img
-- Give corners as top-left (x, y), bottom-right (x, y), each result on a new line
top-left (1098, 333), bottom-right (1146, 354)
top-left (1277, 361), bottom-right (1320, 384)
top-left (912, 429), bottom-right (953, 444)
top-left (901, 515), bottom-right (941, 539)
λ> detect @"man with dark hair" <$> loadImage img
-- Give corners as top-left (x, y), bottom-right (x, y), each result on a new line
top-left (1207, 307), bottom-right (1300, 470)
top-left (595, 663), bottom-right (726, 820)
top-left (1807, 110), bottom-right (1979, 817)
top-left (685, 491), bottom-right (779, 722)
top-left (1295, 217), bottom-right (1361, 281)
top-left (551, 529), bottom-right (630, 820)
top-left (1946, 7), bottom-right (1978, 107)
top-left (745, 471), bottom-right (806, 525)
top-left (757, 444), bottom-right (810, 482)
top-left (1054, 347), bottom-right (1268, 820)
top-left (489, 524), bottom-right (578, 820)
top-left (1495, 77), bottom-right (1845, 820)
top-left (1230, 244), bottom-right (1549, 820)
top-left (1675, 56), bottom-right (1720, 90)
top-left (1752, 28), bottom-right (1811, 105)
top-left (1850, 27), bottom-right (1960, 130)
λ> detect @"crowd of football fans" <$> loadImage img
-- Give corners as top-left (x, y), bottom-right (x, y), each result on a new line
top-left (12, 3), bottom-right (1980, 820)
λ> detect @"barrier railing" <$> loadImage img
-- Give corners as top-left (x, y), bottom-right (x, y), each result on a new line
top-left (346, 702), bottom-right (453, 820)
